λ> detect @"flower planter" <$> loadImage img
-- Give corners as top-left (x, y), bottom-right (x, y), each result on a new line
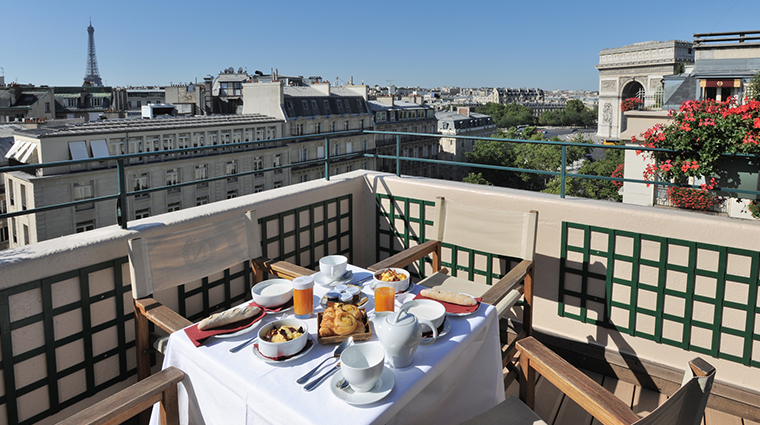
top-left (713, 156), bottom-right (760, 200)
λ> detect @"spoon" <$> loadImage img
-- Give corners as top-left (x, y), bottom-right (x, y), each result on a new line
top-left (303, 362), bottom-right (341, 392)
top-left (326, 269), bottom-right (352, 284)
top-left (296, 336), bottom-right (353, 384)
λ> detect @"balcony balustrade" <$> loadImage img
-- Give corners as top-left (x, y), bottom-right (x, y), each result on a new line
top-left (1, 170), bottom-right (760, 423)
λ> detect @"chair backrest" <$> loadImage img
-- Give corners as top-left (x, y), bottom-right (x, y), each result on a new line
top-left (431, 197), bottom-right (538, 261)
top-left (634, 358), bottom-right (715, 425)
top-left (128, 210), bottom-right (262, 299)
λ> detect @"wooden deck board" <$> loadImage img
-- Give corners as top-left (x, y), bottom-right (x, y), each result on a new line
top-left (590, 375), bottom-right (636, 425)
top-left (704, 407), bottom-right (743, 425)
top-left (552, 369), bottom-right (604, 425)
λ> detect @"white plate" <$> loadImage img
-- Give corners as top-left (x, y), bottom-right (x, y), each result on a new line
top-left (253, 334), bottom-right (316, 364)
top-left (213, 313), bottom-right (266, 339)
top-left (330, 366), bottom-right (395, 405)
top-left (314, 270), bottom-right (354, 287)
top-left (420, 318), bottom-right (451, 345)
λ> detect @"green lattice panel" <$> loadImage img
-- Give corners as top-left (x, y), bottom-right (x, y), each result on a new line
top-left (374, 194), bottom-right (520, 285)
top-left (560, 222), bottom-right (760, 368)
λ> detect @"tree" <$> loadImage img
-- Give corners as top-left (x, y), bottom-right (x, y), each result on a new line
top-left (475, 102), bottom-right (535, 128)
top-left (543, 148), bottom-right (624, 201)
top-left (465, 132), bottom-right (592, 191)
top-left (538, 99), bottom-right (596, 127)
top-left (749, 72), bottom-right (760, 101)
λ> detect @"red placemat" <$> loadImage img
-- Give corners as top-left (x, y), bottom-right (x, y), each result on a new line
top-left (413, 293), bottom-right (482, 315)
top-left (185, 306), bottom-right (266, 347)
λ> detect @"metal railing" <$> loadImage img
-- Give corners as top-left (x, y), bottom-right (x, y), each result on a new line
top-left (3, 129), bottom-right (760, 234)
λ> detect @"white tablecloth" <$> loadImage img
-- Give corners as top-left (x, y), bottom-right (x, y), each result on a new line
top-left (150, 265), bottom-right (505, 425)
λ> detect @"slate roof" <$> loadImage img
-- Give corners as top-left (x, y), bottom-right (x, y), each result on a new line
top-left (282, 87), bottom-right (368, 118)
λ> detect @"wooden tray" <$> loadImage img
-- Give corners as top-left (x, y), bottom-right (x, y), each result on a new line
top-left (317, 308), bottom-right (372, 345)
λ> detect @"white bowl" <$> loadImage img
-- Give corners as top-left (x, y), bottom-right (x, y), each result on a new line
top-left (340, 342), bottom-right (385, 392)
top-left (319, 255), bottom-right (348, 280)
top-left (251, 279), bottom-right (293, 307)
top-left (402, 299), bottom-right (446, 332)
top-left (372, 268), bottom-right (410, 293)
top-left (257, 318), bottom-right (308, 358)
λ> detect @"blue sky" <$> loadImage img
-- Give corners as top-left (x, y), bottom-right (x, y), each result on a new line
top-left (3, 0), bottom-right (759, 91)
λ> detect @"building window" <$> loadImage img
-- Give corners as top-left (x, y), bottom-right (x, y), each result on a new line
top-left (8, 182), bottom-right (14, 206)
top-left (166, 168), bottom-right (181, 194)
top-left (300, 174), bottom-right (309, 183)
top-left (74, 182), bottom-right (94, 211)
top-left (133, 174), bottom-right (150, 199)
top-left (254, 184), bottom-right (265, 193)
top-left (195, 196), bottom-right (209, 206)
top-left (346, 142), bottom-right (353, 154)
top-left (195, 164), bottom-right (208, 188)
top-left (11, 219), bottom-right (17, 243)
top-left (300, 147), bottom-right (309, 162)
top-left (167, 201), bottom-right (182, 212)
top-left (20, 184), bottom-right (27, 211)
top-left (273, 154), bottom-right (282, 174)
top-left (273, 181), bottom-right (283, 189)
top-left (344, 121), bottom-right (350, 131)
top-left (362, 140), bottom-right (368, 151)
top-left (317, 146), bottom-right (325, 158)
top-left (330, 121), bottom-right (336, 132)
top-left (347, 164), bottom-right (354, 172)
top-left (226, 161), bottom-right (238, 182)
top-left (322, 100), bottom-right (331, 114)
top-left (0, 226), bottom-right (8, 242)
top-left (254, 156), bottom-right (263, 177)
top-left (226, 189), bottom-right (238, 199)
top-left (314, 122), bottom-right (321, 134)
top-left (332, 144), bottom-right (340, 156)
top-left (65, 98), bottom-right (77, 107)
top-left (76, 220), bottom-right (95, 233)
top-left (135, 208), bottom-right (150, 219)
top-left (423, 145), bottom-right (428, 157)
top-left (90, 97), bottom-right (102, 107)
top-left (45, 102), bottom-right (50, 113)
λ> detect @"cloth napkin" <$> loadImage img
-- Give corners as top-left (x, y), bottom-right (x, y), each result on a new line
top-left (250, 298), bottom-right (293, 313)
top-left (413, 293), bottom-right (482, 314)
top-left (184, 304), bottom-right (266, 347)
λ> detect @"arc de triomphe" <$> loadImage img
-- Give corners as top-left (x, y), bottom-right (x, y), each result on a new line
top-left (597, 40), bottom-right (693, 139)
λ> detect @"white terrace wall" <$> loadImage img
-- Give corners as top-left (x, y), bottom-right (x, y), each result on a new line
top-left (364, 172), bottom-right (760, 393)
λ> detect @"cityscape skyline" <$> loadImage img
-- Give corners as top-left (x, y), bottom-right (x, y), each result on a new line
top-left (1, 0), bottom-right (759, 91)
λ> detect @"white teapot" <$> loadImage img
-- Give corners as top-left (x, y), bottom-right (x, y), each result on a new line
top-left (373, 308), bottom-right (438, 368)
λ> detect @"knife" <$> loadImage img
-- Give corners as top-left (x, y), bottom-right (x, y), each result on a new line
top-left (303, 362), bottom-right (340, 392)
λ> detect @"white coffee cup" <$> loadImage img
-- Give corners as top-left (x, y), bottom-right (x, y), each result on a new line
top-left (340, 343), bottom-right (385, 392)
top-left (319, 255), bottom-right (347, 279)
top-left (402, 299), bottom-right (445, 333)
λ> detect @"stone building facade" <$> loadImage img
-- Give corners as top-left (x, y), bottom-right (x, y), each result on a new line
top-left (596, 40), bottom-right (693, 140)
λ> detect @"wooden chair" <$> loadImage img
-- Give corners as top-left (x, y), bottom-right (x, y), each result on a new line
top-left (461, 336), bottom-right (716, 425)
top-left (127, 210), bottom-right (311, 380)
top-left (56, 366), bottom-right (184, 425)
top-left (368, 196), bottom-right (537, 342)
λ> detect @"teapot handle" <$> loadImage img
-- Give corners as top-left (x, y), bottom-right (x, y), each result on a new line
top-left (418, 318), bottom-right (438, 344)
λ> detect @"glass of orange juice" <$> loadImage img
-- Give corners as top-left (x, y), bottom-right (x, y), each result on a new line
top-left (292, 276), bottom-right (314, 319)
top-left (374, 282), bottom-right (395, 313)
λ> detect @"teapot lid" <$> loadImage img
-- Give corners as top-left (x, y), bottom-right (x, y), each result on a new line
top-left (388, 309), bottom-right (416, 326)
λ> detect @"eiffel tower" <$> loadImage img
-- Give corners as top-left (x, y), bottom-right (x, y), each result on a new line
top-left (84, 19), bottom-right (103, 86)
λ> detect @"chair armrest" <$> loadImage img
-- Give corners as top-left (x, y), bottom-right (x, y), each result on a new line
top-left (481, 259), bottom-right (532, 306)
top-left (134, 297), bottom-right (193, 334)
top-left (367, 240), bottom-right (441, 272)
top-left (517, 337), bottom-right (640, 425)
top-left (56, 366), bottom-right (184, 425)
top-left (252, 258), bottom-right (315, 280)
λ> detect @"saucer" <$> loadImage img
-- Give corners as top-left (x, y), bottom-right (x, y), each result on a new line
top-left (314, 271), bottom-right (354, 287)
top-left (330, 366), bottom-right (395, 405)
top-left (420, 318), bottom-right (451, 345)
top-left (253, 334), bottom-right (315, 364)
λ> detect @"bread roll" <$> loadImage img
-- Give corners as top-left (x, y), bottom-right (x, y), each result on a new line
top-left (420, 288), bottom-right (477, 306)
top-left (333, 311), bottom-right (358, 335)
top-left (197, 306), bottom-right (261, 331)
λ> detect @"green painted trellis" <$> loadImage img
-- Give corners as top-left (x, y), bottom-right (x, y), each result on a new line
top-left (374, 193), bottom-right (518, 285)
top-left (0, 194), bottom-right (353, 425)
top-left (559, 221), bottom-right (760, 368)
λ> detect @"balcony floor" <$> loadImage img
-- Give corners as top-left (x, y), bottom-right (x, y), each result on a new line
top-left (503, 365), bottom-right (759, 425)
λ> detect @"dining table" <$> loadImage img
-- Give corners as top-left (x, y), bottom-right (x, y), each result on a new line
top-left (149, 264), bottom-right (505, 425)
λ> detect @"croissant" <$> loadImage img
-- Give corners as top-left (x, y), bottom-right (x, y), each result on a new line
top-left (333, 311), bottom-right (358, 335)
top-left (339, 304), bottom-right (363, 320)
top-left (319, 323), bottom-right (335, 337)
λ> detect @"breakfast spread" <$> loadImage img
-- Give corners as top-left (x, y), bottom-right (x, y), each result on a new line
top-left (319, 303), bottom-right (365, 337)
top-left (375, 269), bottom-right (407, 282)
top-left (263, 325), bottom-right (305, 343)
top-left (419, 288), bottom-right (477, 306)
top-left (197, 306), bottom-right (262, 331)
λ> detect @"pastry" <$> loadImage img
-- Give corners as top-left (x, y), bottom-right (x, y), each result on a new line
top-left (333, 311), bottom-right (358, 335)
top-left (197, 306), bottom-right (261, 331)
top-left (420, 288), bottom-right (477, 306)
